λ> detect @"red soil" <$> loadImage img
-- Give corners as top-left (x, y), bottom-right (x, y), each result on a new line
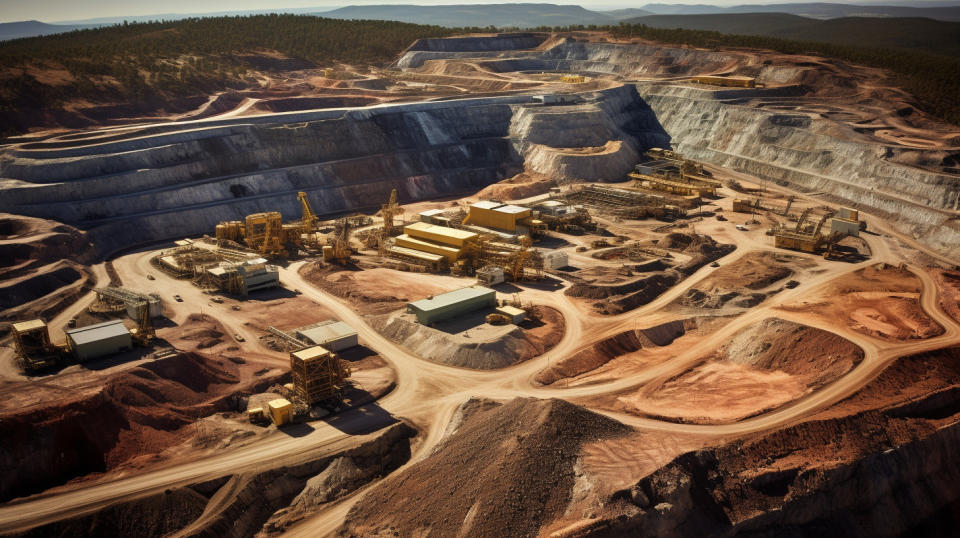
top-left (339, 398), bottom-right (631, 538)
top-left (780, 264), bottom-right (943, 341)
top-left (300, 263), bottom-right (465, 315)
top-left (930, 268), bottom-right (960, 326)
top-left (0, 352), bottom-right (284, 502)
top-left (602, 318), bottom-right (864, 424)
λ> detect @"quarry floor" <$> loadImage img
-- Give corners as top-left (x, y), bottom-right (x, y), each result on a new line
top-left (1, 166), bottom-right (959, 536)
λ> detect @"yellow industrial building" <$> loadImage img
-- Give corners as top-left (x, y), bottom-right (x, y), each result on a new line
top-left (394, 222), bottom-right (478, 264)
top-left (462, 201), bottom-right (543, 234)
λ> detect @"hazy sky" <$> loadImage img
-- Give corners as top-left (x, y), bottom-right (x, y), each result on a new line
top-left (2, 0), bottom-right (958, 24)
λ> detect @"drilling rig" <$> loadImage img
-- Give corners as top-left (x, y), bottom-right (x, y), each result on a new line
top-left (380, 189), bottom-right (403, 235)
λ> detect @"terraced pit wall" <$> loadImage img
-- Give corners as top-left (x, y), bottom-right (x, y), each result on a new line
top-left (0, 86), bottom-right (668, 253)
top-left (638, 83), bottom-right (960, 260)
top-left (396, 37), bottom-right (960, 261)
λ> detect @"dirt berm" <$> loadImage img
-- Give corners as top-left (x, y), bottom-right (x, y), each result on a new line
top-left (536, 319), bottom-right (687, 385)
top-left (370, 306), bottom-right (563, 369)
top-left (339, 398), bottom-right (632, 537)
top-left (12, 422), bottom-right (415, 538)
top-left (567, 233), bottom-right (734, 315)
top-left (570, 346), bottom-right (960, 537)
top-left (0, 352), bottom-right (284, 503)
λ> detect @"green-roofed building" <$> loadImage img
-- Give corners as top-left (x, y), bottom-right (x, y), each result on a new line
top-left (407, 286), bottom-right (496, 325)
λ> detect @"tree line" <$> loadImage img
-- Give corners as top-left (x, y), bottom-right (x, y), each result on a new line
top-left (1, 16), bottom-right (958, 136)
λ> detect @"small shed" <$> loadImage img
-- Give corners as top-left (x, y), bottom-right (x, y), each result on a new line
top-left (296, 320), bottom-right (359, 351)
top-left (495, 305), bottom-right (526, 324)
top-left (65, 320), bottom-right (132, 361)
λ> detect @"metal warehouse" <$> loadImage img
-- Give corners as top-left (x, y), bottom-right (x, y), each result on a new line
top-left (65, 319), bottom-right (132, 361)
top-left (407, 286), bottom-right (497, 325)
top-left (295, 320), bottom-right (359, 351)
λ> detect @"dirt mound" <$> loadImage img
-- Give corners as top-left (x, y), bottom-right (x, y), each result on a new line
top-left (19, 423), bottom-right (416, 538)
top-left (680, 251), bottom-right (793, 310)
top-left (0, 262), bottom-right (85, 311)
top-left (587, 346), bottom-right (960, 537)
top-left (566, 234), bottom-right (733, 315)
top-left (780, 263), bottom-right (943, 341)
top-left (177, 314), bottom-right (227, 349)
top-left (614, 318), bottom-right (864, 424)
top-left (0, 352), bottom-right (282, 502)
top-left (301, 264), bottom-right (464, 315)
top-left (536, 320), bottom-right (685, 385)
top-left (339, 397), bottom-right (631, 538)
top-left (474, 171), bottom-right (556, 201)
top-left (372, 306), bottom-right (563, 369)
top-left (930, 268), bottom-right (960, 326)
top-left (16, 487), bottom-right (210, 538)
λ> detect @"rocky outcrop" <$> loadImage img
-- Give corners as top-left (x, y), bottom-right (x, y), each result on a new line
top-left (0, 87), bottom-right (667, 252)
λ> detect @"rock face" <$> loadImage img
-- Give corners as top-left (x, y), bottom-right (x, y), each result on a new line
top-left (0, 86), bottom-right (668, 252)
top-left (392, 37), bottom-right (960, 261)
top-left (639, 83), bottom-right (960, 260)
top-left (576, 346), bottom-right (960, 538)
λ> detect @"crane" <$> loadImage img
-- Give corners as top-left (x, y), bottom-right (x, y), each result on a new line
top-left (298, 191), bottom-right (318, 231)
top-left (379, 189), bottom-right (403, 235)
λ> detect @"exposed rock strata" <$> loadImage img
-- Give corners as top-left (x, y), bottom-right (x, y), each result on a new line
top-left (0, 86), bottom-right (667, 252)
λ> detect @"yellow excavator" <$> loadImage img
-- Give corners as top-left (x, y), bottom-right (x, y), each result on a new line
top-left (323, 217), bottom-right (353, 264)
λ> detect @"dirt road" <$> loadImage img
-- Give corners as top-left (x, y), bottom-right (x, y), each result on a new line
top-left (2, 192), bottom-right (959, 537)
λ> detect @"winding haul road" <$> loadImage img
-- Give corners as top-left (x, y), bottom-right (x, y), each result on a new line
top-left (0, 189), bottom-right (958, 536)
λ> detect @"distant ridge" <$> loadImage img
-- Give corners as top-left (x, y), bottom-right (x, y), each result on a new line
top-left (0, 20), bottom-right (94, 42)
top-left (318, 3), bottom-right (617, 28)
top-left (639, 2), bottom-right (960, 21)
top-left (624, 13), bottom-right (960, 55)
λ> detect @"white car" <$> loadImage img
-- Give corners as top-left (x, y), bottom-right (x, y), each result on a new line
top-left (736, 225), bottom-right (748, 231)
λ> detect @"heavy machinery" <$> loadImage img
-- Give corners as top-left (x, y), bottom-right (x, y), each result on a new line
top-left (379, 189), bottom-right (403, 235)
top-left (11, 320), bottom-right (65, 373)
top-left (323, 217), bottom-right (353, 264)
top-left (297, 191), bottom-right (318, 232)
top-left (773, 208), bottom-right (836, 253)
top-left (215, 192), bottom-right (320, 258)
top-left (130, 299), bottom-right (155, 346)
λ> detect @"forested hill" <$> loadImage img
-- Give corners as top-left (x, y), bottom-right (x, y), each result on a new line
top-left (624, 13), bottom-right (960, 56)
top-left (0, 15), bottom-right (459, 135)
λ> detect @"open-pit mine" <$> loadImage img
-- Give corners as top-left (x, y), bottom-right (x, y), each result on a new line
top-left (1, 32), bottom-right (960, 537)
